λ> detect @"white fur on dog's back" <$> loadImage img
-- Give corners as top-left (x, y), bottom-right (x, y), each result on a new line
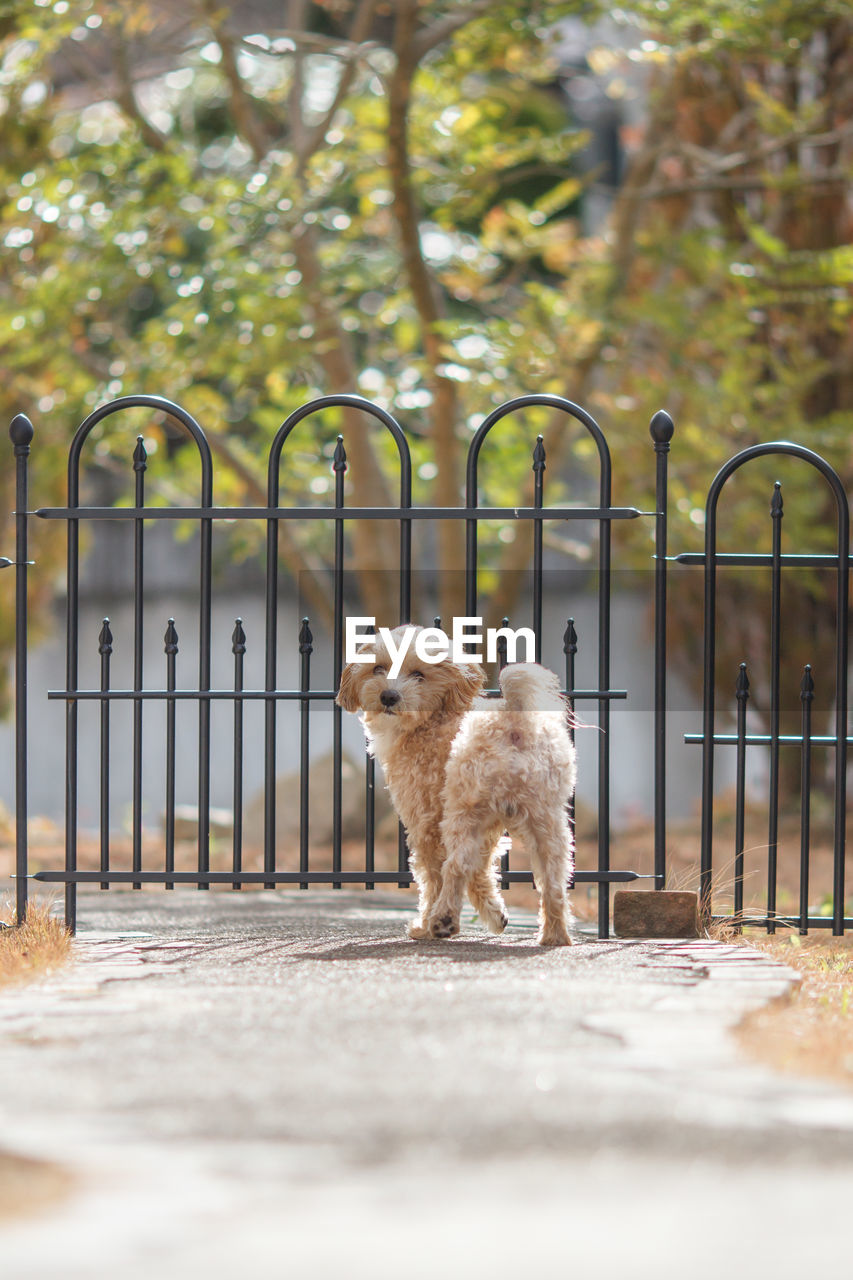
top-left (448, 663), bottom-right (576, 804)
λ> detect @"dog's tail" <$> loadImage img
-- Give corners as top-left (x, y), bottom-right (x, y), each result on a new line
top-left (498, 663), bottom-right (568, 715)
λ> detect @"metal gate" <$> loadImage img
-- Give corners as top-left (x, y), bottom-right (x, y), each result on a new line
top-left (679, 442), bottom-right (850, 933)
top-left (4, 394), bottom-right (849, 936)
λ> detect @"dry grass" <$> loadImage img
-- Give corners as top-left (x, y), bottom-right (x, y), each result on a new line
top-left (0, 899), bottom-right (72, 988)
top-left (0, 900), bottom-right (76, 1218)
top-left (734, 931), bottom-right (853, 1087)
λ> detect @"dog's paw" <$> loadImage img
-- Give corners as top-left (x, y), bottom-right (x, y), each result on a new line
top-left (538, 921), bottom-right (572, 947)
top-left (479, 903), bottom-right (509, 935)
top-left (407, 918), bottom-right (432, 941)
top-left (429, 912), bottom-right (460, 939)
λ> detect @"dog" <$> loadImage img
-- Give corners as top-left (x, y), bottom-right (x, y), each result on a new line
top-left (337, 627), bottom-right (576, 945)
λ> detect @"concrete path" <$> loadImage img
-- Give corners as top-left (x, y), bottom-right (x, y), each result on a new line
top-left (1, 889), bottom-right (852, 1278)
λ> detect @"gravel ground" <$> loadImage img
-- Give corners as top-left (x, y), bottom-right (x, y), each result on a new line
top-left (0, 888), bottom-right (852, 1278)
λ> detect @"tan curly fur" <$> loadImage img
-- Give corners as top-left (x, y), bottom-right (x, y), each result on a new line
top-left (337, 627), bottom-right (576, 945)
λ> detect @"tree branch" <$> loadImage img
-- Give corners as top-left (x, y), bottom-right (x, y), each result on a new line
top-left (296, 0), bottom-right (377, 168)
top-left (623, 168), bottom-right (851, 200)
top-left (203, 426), bottom-right (335, 631)
top-left (290, 221), bottom-right (401, 623)
top-left (113, 25), bottom-right (168, 151)
top-left (237, 30), bottom-right (379, 60)
top-left (286, 0), bottom-right (310, 159)
top-left (411, 0), bottom-right (494, 61)
top-left (202, 0), bottom-right (270, 163)
top-left (389, 0), bottom-right (465, 621)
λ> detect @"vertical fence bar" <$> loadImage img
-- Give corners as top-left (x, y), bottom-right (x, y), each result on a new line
top-left (831, 536), bottom-right (849, 937)
top-left (532, 437), bottom-right (545, 663)
top-left (767, 482), bottom-right (783, 934)
top-left (799, 665), bottom-right (814, 935)
top-left (465, 503), bottom-right (477, 619)
top-left (197, 497), bottom-right (213, 892)
top-left (496, 616), bottom-right (510, 891)
top-left (10, 415), bottom-right (33, 927)
top-left (650, 410), bottom-right (674, 890)
top-left (563, 618), bottom-right (577, 851)
top-left (298, 617), bottom-right (312, 891)
top-left (399, 482), bottom-right (412, 626)
top-left (98, 620), bottom-right (113, 890)
top-left (733, 663), bottom-right (749, 928)
top-left (131, 437), bottom-right (146, 890)
top-left (361, 620), bottom-right (375, 892)
top-left (263, 503), bottom-right (278, 890)
top-left (700, 500), bottom-right (719, 922)
top-left (64, 436), bottom-right (81, 933)
top-left (231, 619), bottom-right (246, 890)
top-left (164, 619), bottom-right (178, 890)
top-left (496, 617), bottom-right (508, 671)
top-left (597, 476), bottom-right (613, 940)
top-left (397, 454), bottom-right (412, 889)
top-left (332, 436), bottom-right (346, 889)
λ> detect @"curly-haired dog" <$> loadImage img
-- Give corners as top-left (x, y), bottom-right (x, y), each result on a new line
top-left (337, 627), bottom-right (576, 945)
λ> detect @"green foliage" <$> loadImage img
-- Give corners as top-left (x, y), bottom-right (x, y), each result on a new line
top-left (0, 0), bottom-right (850, 717)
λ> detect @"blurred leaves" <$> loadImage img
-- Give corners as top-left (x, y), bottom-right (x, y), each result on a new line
top-left (0, 1), bottom-right (850, 719)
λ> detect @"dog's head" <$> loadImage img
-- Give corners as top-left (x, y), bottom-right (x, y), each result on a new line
top-left (337, 625), bottom-right (485, 727)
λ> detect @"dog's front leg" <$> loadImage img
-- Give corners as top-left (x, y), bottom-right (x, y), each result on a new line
top-left (426, 859), bottom-right (466, 939)
top-left (407, 839), bottom-right (445, 940)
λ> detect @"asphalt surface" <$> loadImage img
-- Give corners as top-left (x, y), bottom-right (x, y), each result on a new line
top-left (1, 889), bottom-right (852, 1278)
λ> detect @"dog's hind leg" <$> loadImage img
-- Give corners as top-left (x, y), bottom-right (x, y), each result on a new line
top-left (465, 836), bottom-right (509, 934)
top-left (521, 813), bottom-right (574, 946)
top-left (429, 815), bottom-right (506, 939)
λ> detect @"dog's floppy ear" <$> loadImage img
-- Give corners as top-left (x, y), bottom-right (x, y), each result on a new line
top-left (336, 662), bottom-right (366, 713)
top-left (441, 661), bottom-right (486, 716)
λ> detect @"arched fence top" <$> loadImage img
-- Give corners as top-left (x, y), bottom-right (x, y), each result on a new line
top-left (704, 439), bottom-right (850, 554)
top-left (465, 393), bottom-right (612, 507)
top-left (67, 394), bottom-right (213, 507)
top-left (266, 394), bottom-right (412, 508)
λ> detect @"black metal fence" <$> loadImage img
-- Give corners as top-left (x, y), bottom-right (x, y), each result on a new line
top-left (4, 393), bottom-right (850, 937)
top-left (678, 443), bottom-right (850, 933)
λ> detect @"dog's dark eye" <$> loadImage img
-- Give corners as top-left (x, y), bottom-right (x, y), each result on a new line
top-left (373, 664), bottom-right (386, 676)
top-left (410, 670), bottom-right (425, 681)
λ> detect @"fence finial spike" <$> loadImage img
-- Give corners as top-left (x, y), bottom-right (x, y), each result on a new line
top-left (333, 435), bottom-right (347, 472)
top-left (532, 435), bottom-right (546, 472)
top-left (736, 662), bottom-right (750, 698)
top-left (299, 617), bottom-right (313, 653)
top-left (563, 618), bottom-right (578, 655)
top-left (164, 618), bottom-right (179, 654)
top-left (133, 435), bottom-right (148, 472)
top-left (9, 414), bottom-right (34, 450)
top-left (98, 618), bottom-right (113, 655)
top-left (232, 618), bottom-right (246, 654)
top-left (771, 480), bottom-right (783, 517)
top-left (800, 664), bottom-right (815, 699)
top-left (649, 409), bottom-right (674, 446)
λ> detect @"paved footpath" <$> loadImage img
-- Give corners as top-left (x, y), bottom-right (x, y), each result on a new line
top-left (1, 889), bottom-right (853, 1278)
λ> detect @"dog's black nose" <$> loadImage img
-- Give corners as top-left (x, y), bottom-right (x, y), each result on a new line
top-left (380, 689), bottom-right (401, 708)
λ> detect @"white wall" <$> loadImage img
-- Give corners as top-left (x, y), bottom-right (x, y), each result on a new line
top-left (0, 581), bottom-right (760, 833)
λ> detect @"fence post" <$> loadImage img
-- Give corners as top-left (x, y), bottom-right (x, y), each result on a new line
top-left (650, 410), bottom-right (674, 891)
top-left (10, 415), bottom-right (33, 926)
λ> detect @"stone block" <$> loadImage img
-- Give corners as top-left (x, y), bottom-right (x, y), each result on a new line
top-left (612, 890), bottom-right (700, 939)
top-left (243, 749), bottom-right (393, 847)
